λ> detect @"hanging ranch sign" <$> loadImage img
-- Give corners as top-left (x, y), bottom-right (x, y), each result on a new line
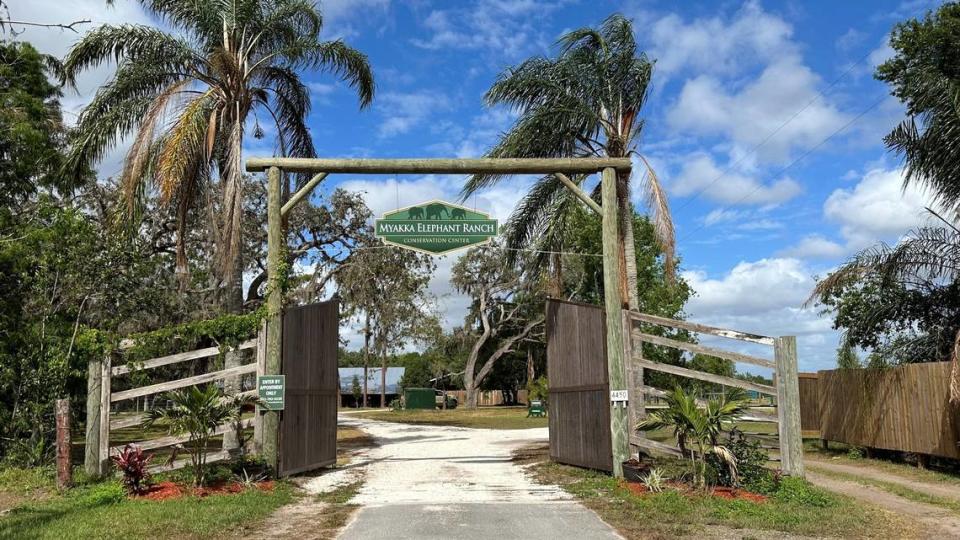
top-left (375, 200), bottom-right (498, 255)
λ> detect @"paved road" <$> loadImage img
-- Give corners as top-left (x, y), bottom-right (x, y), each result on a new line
top-left (337, 416), bottom-right (622, 540)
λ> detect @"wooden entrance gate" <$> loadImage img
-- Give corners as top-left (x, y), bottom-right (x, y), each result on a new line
top-left (546, 299), bottom-right (613, 471)
top-left (546, 299), bottom-right (804, 476)
top-left (279, 300), bottom-right (339, 476)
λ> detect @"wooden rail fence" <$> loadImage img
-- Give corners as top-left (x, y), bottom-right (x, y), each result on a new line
top-left (445, 390), bottom-right (529, 407)
top-left (624, 310), bottom-right (804, 477)
top-left (84, 330), bottom-right (264, 477)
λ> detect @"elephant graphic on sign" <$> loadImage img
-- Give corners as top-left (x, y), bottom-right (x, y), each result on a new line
top-left (450, 208), bottom-right (466, 220)
top-left (406, 206), bottom-right (424, 219)
top-left (425, 203), bottom-right (448, 220)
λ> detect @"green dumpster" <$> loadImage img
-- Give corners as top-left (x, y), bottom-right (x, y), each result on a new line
top-left (404, 388), bottom-right (436, 410)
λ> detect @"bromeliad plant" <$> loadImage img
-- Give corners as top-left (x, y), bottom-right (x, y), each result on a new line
top-left (637, 386), bottom-right (748, 489)
top-left (144, 385), bottom-right (261, 486)
top-left (112, 444), bottom-right (153, 495)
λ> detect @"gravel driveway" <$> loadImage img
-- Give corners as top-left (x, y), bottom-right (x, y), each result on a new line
top-left (337, 415), bottom-right (622, 539)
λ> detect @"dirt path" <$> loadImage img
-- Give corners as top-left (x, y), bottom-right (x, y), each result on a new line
top-left (807, 458), bottom-right (960, 502)
top-left (337, 416), bottom-right (623, 539)
top-left (806, 470), bottom-right (960, 538)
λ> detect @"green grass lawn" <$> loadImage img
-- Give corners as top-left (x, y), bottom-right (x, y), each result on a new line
top-left (0, 472), bottom-right (294, 540)
top-left (527, 454), bottom-right (914, 539)
top-left (804, 439), bottom-right (960, 487)
top-left (354, 406), bottom-right (548, 429)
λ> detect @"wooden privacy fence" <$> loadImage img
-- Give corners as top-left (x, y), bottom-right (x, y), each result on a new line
top-left (84, 330), bottom-right (264, 477)
top-left (624, 310), bottom-right (803, 476)
top-left (797, 373), bottom-right (820, 433)
top-left (545, 299), bottom-right (804, 476)
top-left (446, 390), bottom-right (529, 407)
top-left (809, 363), bottom-right (960, 459)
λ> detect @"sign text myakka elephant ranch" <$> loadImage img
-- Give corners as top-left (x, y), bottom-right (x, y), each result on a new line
top-left (375, 200), bottom-right (498, 254)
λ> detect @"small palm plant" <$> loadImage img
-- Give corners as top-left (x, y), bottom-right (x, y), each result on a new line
top-left (637, 387), bottom-right (747, 489)
top-left (144, 385), bottom-right (260, 486)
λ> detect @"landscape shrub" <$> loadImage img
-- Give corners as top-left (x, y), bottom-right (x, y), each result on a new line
top-left (774, 476), bottom-right (835, 507)
top-left (112, 444), bottom-right (153, 495)
top-left (707, 428), bottom-right (779, 493)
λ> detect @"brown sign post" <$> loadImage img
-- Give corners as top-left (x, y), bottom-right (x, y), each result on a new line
top-left (55, 398), bottom-right (72, 490)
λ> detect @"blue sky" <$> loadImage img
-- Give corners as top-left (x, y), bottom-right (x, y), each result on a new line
top-left (13, 0), bottom-right (946, 370)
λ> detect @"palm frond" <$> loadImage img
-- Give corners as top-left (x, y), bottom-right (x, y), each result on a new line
top-left (300, 41), bottom-right (375, 107)
top-left (636, 155), bottom-right (675, 279)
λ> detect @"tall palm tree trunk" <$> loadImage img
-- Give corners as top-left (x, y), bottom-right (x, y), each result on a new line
top-left (363, 313), bottom-right (371, 408)
top-left (621, 204), bottom-right (640, 311)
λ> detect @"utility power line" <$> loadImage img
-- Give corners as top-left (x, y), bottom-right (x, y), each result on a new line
top-left (672, 46), bottom-right (879, 215)
top-left (677, 92), bottom-right (888, 244)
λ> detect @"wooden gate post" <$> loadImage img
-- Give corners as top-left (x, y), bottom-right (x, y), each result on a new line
top-left (84, 356), bottom-right (102, 477)
top-left (98, 351), bottom-right (112, 476)
top-left (55, 398), bottom-right (72, 490)
top-left (262, 165), bottom-right (284, 473)
top-left (254, 320), bottom-right (267, 453)
top-left (601, 166), bottom-right (629, 478)
top-left (775, 335), bottom-right (804, 477)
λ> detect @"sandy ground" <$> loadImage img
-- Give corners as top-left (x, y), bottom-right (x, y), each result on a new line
top-left (337, 415), bottom-right (622, 539)
top-left (806, 459), bottom-right (960, 538)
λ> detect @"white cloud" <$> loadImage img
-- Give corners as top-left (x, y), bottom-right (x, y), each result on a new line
top-left (648, 0), bottom-right (795, 78)
top-left (778, 235), bottom-right (846, 259)
top-left (305, 82), bottom-right (341, 106)
top-left (672, 153), bottom-right (802, 205)
top-left (703, 208), bottom-right (744, 226)
top-left (410, 0), bottom-right (565, 60)
top-left (684, 258), bottom-right (811, 316)
top-left (316, 0), bottom-right (391, 39)
top-left (667, 58), bottom-right (849, 163)
top-left (823, 166), bottom-right (933, 249)
top-left (682, 258), bottom-right (838, 370)
top-left (376, 92), bottom-right (451, 138)
top-left (6, 0), bottom-right (153, 119)
top-left (779, 166), bottom-right (935, 260)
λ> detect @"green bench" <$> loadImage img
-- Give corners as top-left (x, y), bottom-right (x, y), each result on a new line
top-left (527, 399), bottom-right (547, 417)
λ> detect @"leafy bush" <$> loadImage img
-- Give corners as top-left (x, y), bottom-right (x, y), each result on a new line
top-left (707, 428), bottom-right (779, 493)
top-left (527, 376), bottom-right (549, 402)
top-left (144, 385), bottom-right (262, 486)
top-left (637, 387), bottom-right (749, 489)
top-left (847, 446), bottom-right (865, 459)
top-left (112, 444), bottom-right (153, 495)
top-left (774, 477), bottom-right (835, 507)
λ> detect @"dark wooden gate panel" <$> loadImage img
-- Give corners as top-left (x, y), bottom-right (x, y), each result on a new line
top-left (280, 300), bottom-right (339, 476)
top-left (546, 299), bottom-right (612, 472)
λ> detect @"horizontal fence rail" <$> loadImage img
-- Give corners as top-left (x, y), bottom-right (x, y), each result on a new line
top-left (632, 332), bottom-right (775, 369)
top-left (625, 311), bottom-right (775, 346)
top-left (632, 357), bottom-right (778, 396)
top-left (111, 364), bottom-right (257, 403)
top-left (111, 340), bottom-right (256, 376)
top-left (245, 156), bottom-right (633, 174)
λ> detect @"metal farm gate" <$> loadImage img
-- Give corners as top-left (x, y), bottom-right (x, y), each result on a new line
top-left (279, 300), bottom-right (339, 476)
top-left (546, 299), bottom-right (613, 471)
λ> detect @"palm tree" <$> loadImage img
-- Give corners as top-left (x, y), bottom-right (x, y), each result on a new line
top-left (462, 13), bottom-right (674, 309)
top-left (61, 0), bottom-right (375, 312)
top-left (811, 214), bottom-right (960, 404)
top-left (143, 385), bottom-right (260, 486)
top-left (637, 386), bottom-right (745, 489)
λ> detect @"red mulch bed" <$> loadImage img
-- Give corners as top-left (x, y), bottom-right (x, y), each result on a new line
top-left (622, 480), bottom-right (767, 503)
top-left (138, 480), bottom-right (275, 501)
